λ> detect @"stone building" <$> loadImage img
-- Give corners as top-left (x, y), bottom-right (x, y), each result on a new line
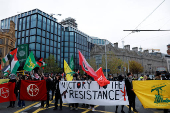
top-left (90, 43), bottom-right (167, 75)
top-left (167, 44), bottom-right (170, 55)
top-left (0, 21), bottom-right (16, 68)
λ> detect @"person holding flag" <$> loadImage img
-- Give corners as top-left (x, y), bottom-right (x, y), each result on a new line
top-left (53, 74), bottom-right (62, 110)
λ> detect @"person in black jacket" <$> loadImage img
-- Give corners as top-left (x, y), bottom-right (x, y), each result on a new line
top-left (41, 74), bottom-right (51, 108)
top-left (17, 75), bottom-right (25, 107)
top-left (125, 73), bottom-right (138, 113)
top-left (115, 75), bottom-right (125, 113)
top-left (53, 74), bottom-right (62, 110)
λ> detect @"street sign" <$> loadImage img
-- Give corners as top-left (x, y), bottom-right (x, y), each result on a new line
top-left (103, 69), bottom-right (110, 72)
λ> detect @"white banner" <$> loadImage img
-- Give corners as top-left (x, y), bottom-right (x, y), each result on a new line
top-left (59, 81), bottom-right (129, 105)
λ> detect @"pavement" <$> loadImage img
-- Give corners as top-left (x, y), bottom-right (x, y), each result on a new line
top-left (0, 96), bottom-right (169, 113)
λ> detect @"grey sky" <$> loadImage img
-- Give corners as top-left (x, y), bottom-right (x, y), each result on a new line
top-left (0, 0), bottom-right (169, 53)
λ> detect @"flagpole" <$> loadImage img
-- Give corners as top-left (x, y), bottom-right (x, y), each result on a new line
top-left (105, 40), bottom-right (108, 79)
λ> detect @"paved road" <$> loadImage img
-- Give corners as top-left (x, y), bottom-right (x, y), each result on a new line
top-left (0, 96), bottom-right (168, 113)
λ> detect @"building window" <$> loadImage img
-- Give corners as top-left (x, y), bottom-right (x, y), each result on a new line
top-left (50, 47), bottom-right (53, 53)
top-left (29, 43), bottom-right (35, 50)
top-left (30, 28), bottom-right (36, 35)
top-left (38, 15), bottom-right (42, 28)
top-left (41, 52), bottom-right (44, 58)
top-left (37, 29), bottom-right (41, 35)
top-left (42, 30), bottom-right (45, 37)
top-left (0, 39), bottom-right (3, 44)
top-left (37, 36), bottom-right (41, 43)
top-left (42, 45), bottom-right (45, 51)
top-left (31, 14), bottom-right (37, 28)
top-left (26, 37), bottom-right (28, 43)
top-left (42, 38), bottom-right (45, 44)
top-left (46, 39), bottom-right (49, 45)
top-left (46, 46), bottom-right (49, 52)
top-left (30, 36), bottom-right (35, 43)
top-left (36, 43), bottom-right (40, 50)
top-left (50, 40), bottom-right (53, 46)
top-left (36, 51), bottom-right (40, 58)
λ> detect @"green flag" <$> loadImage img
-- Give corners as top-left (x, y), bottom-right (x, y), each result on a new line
top-left (17, 44), bottom-right (29, 64)
top-left (23, 51), bottom-right (39, 71)
top-left (69, 55), bottom-right (74, 71)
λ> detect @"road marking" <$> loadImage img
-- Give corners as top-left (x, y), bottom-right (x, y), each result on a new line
top-left (125, 105), bottom-right (139, 113)
top-left (82, 105), bottom-right (99, 113)
top-left (33, 103), bottom-right (41, 107)
top-left (32, 99), bottom-right (54, 113)
top-left (14, 102), bottom-right (39, 113)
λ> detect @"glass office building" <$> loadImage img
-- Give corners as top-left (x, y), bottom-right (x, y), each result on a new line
top-left (62, 26), bottom-right (93, 70)
top-left (0, 9), bottom-right (63, 67)
top-left (0, 9), bottom-right (107, 70)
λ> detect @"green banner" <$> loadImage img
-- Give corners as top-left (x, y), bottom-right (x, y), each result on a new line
top-left (17, 44), bottom-right (29, 64)
top-left (23, 51), bottom-right (39, 72)
top-left (69, 55), bottom-right (74, 71)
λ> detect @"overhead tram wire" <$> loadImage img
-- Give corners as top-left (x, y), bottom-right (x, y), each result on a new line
top-left (134, 0), bottom-right (166, 30)
top-left (119, 0), bottom-right (166, 42)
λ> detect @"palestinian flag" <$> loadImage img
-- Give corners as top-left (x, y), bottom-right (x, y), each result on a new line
top-left (2, 48), bottom-right (17, 63)
top-left (36, 58), bottom-right (47, 69)
top-left (10, 54), bottom-right (20, 74)
top-left (41, 62), bottom-right (47, 69)
top-left (2, 65), bottom-right (10, 76)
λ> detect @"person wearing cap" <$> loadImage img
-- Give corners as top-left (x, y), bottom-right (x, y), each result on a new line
top-left (125, 73), bottom-right (138, 113)
top-left (138, 74), bottom-right (144, 80)
top-left (53, 74), bottom-right (62, 110)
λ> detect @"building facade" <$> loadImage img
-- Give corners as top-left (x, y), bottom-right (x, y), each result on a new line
top-left (1, 9), bottom-right (63, 67)
top-left (61, 25), bottom-right (93, 70)
top-left (167, 44), bottom-right (170, 55)
top-left (0, 21), bottom-right (16, 68)
top-left (90, 43), bottom-right (167, 75)
top-left (0, 9), bottom-right (94, 70)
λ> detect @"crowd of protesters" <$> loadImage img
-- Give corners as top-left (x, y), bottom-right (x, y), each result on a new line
top-left (0, 71), bottom-right (169, 113)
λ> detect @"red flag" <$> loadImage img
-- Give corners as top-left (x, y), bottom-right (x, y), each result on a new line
top-left (20, 80), bottom-right (47, 101)
top-left (10, 48), bottom-right (18, 56)
top-left (0, 64), bottom-right (1, 70)
top-left (96, 67), bottom-right (110, 87)
top-left (79, 50), bottom-right (98, 80)
top-left (0, 82), bottom-right (17, 103)
top-left (77, 70), bottom-right (80, 73)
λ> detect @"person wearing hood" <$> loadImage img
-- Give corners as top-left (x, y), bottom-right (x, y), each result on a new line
top-left (125, 73), bottom-right (138, 113)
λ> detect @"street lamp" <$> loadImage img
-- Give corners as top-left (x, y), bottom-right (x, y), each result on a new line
top-left (105, 40), bottom-right (108, 79)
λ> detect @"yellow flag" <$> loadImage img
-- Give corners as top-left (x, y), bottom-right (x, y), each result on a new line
top-left (64, 60), bottom-right (74, 81)
top-left (133, 80), bottom-right (170, 109)
top-left (0, 79), bottom-right (9, 84)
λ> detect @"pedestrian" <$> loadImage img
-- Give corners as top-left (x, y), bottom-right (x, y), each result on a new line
top-left (70, 73), bottom-right (79, 110)
top-left (41, 74), bottom-right (51, 108)
top-left (154, 72), bottom-right (169, 113)
top-left (143, 75), bottom-right (148, 81)
top-left (125, 73), bottom-right (138, 113)
top-left (50, 74), bottom-right (55, 100)
top-left (115, 75), bottom-right (125, 113)
top-left (108, 74), bottom-right (113, 81)
top-left (16, 75), bottom-right (25, 107)
top-left (53, 74), bottom-right (62, 110)
top-left (7, 74), bottom-right (17, 108)
top-left (155, 72), bottom-right (161, 80)
top-left (88, 75), bottom-right (95, 111)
